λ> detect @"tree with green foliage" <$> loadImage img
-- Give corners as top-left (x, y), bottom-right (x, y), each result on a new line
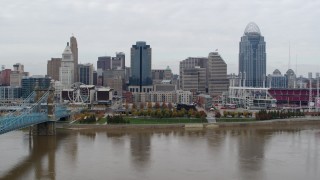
top-left (107, 115), bottom-right (129, 124)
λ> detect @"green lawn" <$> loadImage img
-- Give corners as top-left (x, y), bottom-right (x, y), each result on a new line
top-left (124, 117), bottom-right (207, 124)
top-left (216, 118), bottom-right (256, 122)
top-left (96, 118), bottom-right (107, 124)
top-left (73, 118), bottom-right (107, 124)
top-left (74, 117), bottom-right (257, 124)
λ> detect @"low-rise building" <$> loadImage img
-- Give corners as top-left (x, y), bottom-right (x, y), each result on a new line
top-left (0, 86), bottom-right (22, 103)
top-left (130, 90), bottom-right (193, 104)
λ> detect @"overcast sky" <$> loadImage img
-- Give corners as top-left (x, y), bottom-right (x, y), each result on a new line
top-left (0, 0), bottom-right (319, 77)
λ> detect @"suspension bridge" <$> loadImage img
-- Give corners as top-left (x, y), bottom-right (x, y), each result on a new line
top-left (0, 87), bottom-right (79, 135)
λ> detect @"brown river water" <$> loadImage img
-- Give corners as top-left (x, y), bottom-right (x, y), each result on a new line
top-left (0, 125), bottom-right (320, 180)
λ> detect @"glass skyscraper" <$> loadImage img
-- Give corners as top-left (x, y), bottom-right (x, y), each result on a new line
top-left (239, 22), bottom-right (266, 87)
top-left (21, 75), bottom-right (51, 98)
top-left (129, 41), bottom-right (152, 93)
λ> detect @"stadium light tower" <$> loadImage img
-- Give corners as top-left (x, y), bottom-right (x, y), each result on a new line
top-left (308, 72), bottom-right (312, 112)
top-left (316, 73), bottom-right (320, 112)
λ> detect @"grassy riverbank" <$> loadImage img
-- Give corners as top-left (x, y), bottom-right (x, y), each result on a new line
top-left (124, 117), bottom-right (207, 124)
top-left (216, 118), bottom-right (256, 122)
top-left (61, 118), bottom-right (320, 131)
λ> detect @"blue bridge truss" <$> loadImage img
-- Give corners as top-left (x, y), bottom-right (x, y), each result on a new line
top-left (0, 90), bottom-right (72, 135)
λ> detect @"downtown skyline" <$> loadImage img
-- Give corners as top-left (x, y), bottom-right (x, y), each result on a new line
top-left (0, 0), bottom-right (319, 76)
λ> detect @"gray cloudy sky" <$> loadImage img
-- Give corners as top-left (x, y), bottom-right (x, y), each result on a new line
top-left (0, 0), bottom-right (319, 76)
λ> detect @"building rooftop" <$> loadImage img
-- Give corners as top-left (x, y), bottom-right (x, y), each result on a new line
top-left (244, 22), bottom-right (261, 36)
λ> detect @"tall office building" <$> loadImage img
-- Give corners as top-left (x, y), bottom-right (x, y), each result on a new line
top-left (21, 75), bottom-right (51, 98)
top-left (129, 41), bottom-right (152, 93)
top-left (0, 86), bottom-right (21, 100)
top-left (152, 66), bottom-right (173, 84)
top-left (112, 52), bottom-right (125, 70)
top-left (0, 69), bottom-right (11, 86)
top-left (180, 67), bottom-right (207, 93)
top-left (47, 58), bottom-right (62, 81)
top-left (13, 63), bottom-right (24, 73)
top-left (70, 36), bottom-right (78, 82)
top-left (239, 22), bottom-right (266, 87)
top-left (208, 52), bottom-right (228, 97)
top-left (59, 43), bottom-right (74, 88)
top-left (267, 69), bottom-right (287, 88)
top-left (179, 57), bottom-right (208, 91)
top-left (10, 63), bottom-right (28, 87)
top-left (104, 69), bottom-right (126, 96)
top-left (78, 63), bottom-right (94, 85)
top-left (97, 56), bottom-right (112, 71)
top-left (285, 69), bottom-right (296, 88)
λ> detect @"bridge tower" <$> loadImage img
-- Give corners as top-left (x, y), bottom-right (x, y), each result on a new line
top-left (31, 84), bottom-right (56, 136)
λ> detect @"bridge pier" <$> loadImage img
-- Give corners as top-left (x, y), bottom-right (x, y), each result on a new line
top-left (32, 84), bottom-right (56, 136)
top-left (31, 121), bottom-right (56, 136)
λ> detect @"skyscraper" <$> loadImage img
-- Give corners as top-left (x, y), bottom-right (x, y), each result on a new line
top-left (112, 52), bottom-right (125, 70)
top-left (129, 41), bottom-right (152, 93)
top-left (285, 69), bottom-right (296, 88)
top-left (179, 57), bottom-right (208, 91)
top-left (78, 63), bottom-right (93, 85)
top-left (180, 67), bottom-right (207, 93)
top-left (59, 42), bottom-right (74, 88)
top-left (21, 75), bottom-right (51, 98)
top-left (10, 63), bottom-right (27, 87)
top-left (97, 56), bottom-right (112, 71)
top-left (70, 36), bottom-right (78, 82)
top-left (208, 52), bottom-right (228, 97)
top-left (0, 69), bottom-right (11, 86)
top-left (239, 22), bottom-right (266, 87)
top-left (47, 58), bottom-right (61, 81)
top-left (267, 69), bottom-right (287, 88)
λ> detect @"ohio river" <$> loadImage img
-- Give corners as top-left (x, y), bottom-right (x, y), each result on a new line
top-left (0, 125), bottom-right (320, 180)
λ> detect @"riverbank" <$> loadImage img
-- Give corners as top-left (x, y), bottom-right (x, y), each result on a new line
top-left (58, 117), bottom-right (320, 130)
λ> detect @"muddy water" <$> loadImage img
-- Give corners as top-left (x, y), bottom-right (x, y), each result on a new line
top-left (0, 126), bottom-right (319, 180)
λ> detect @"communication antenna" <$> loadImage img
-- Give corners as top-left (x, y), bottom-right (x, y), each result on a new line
top-left (316, 73), bottom-right (319, 112)
top-left (295, 54), bottom-right (298, 76)
top-left (308, 72), bottom-right (312, 112)
top-left (288, 42), bottom-right (291, 70)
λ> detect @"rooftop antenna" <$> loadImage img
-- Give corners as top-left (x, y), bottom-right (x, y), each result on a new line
top-left (308, 72), bottom-right (312, 112)
top-left (295, 54), bottom-right (298, 76)
top-left (288, 42), bottom-right (291, 70)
